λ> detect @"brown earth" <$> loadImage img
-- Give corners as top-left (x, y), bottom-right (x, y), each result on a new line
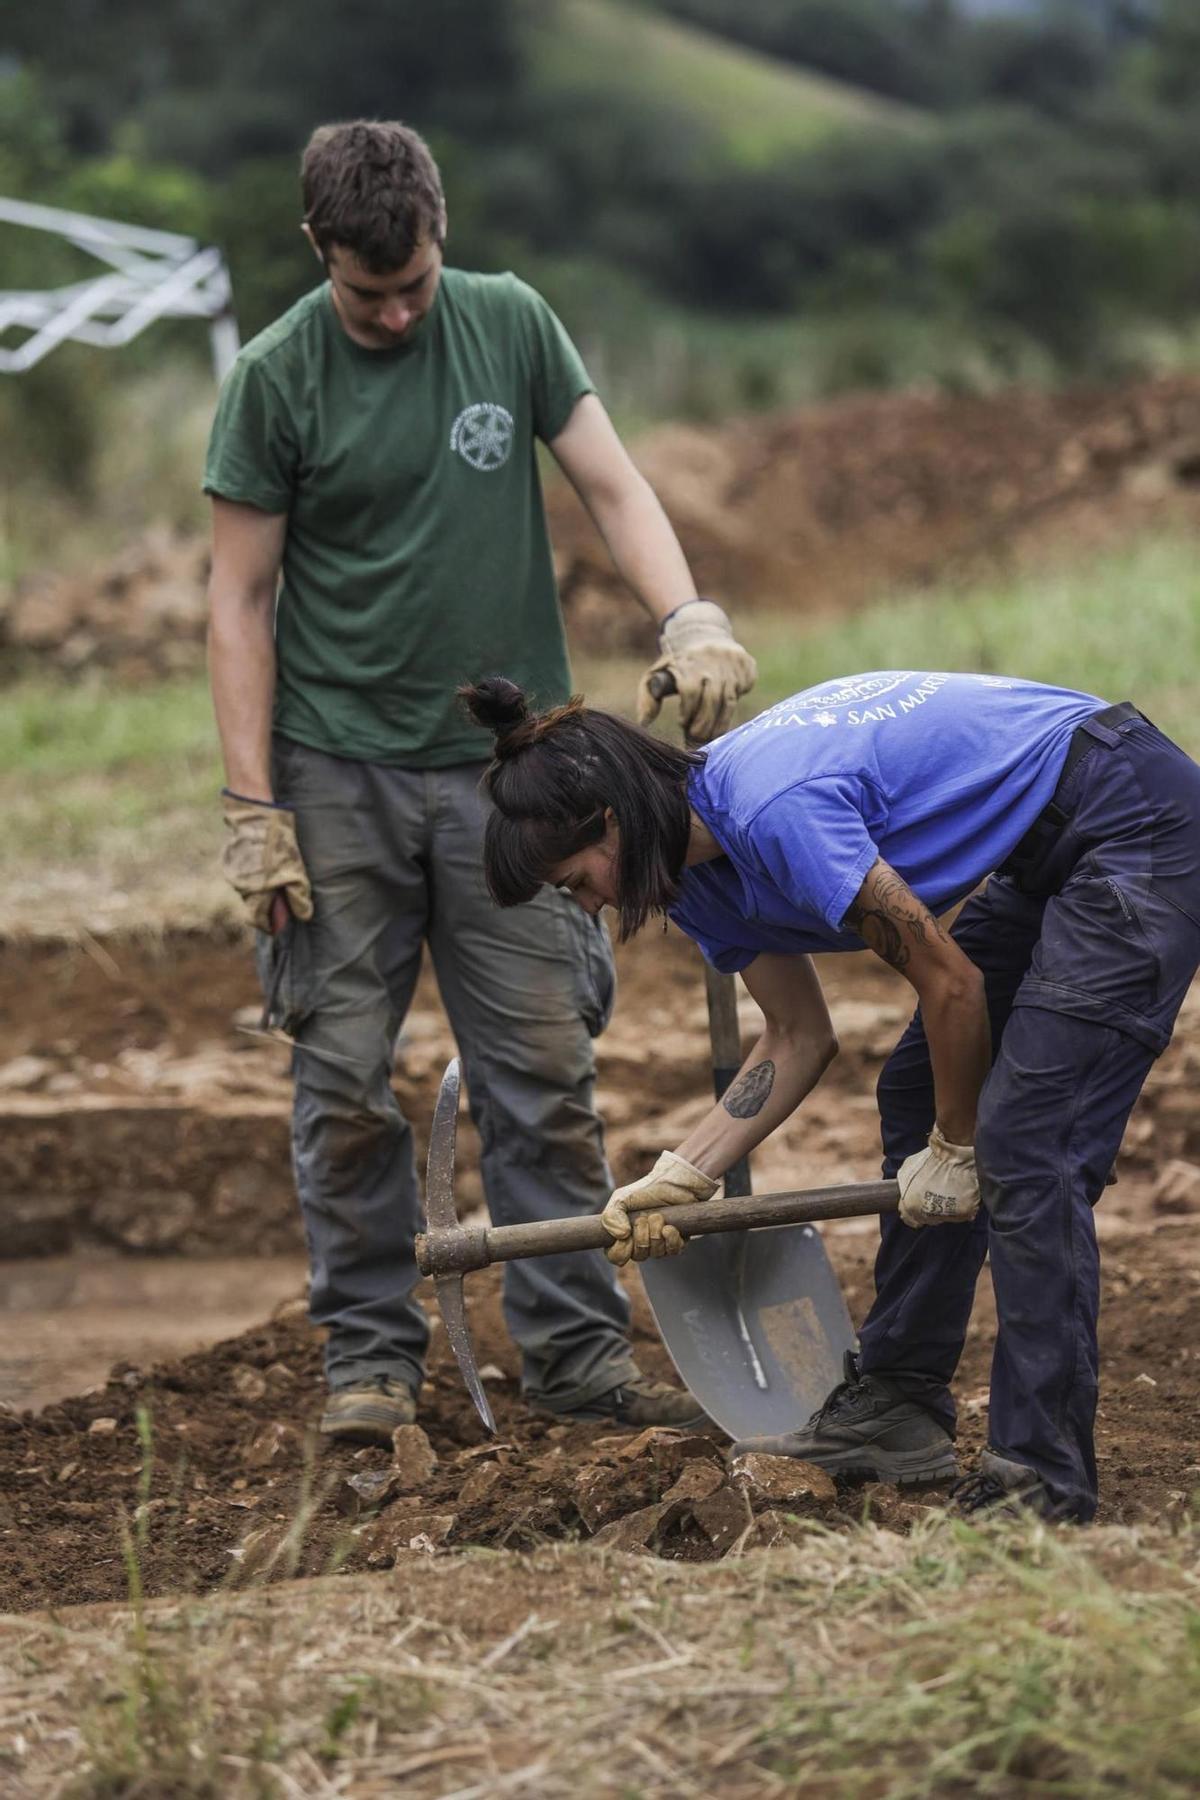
top-left (4, 925), bottom-right (1199, 1257)
top-left (2, 1217), bottom-right (1198, 1616)
top-left (6, 364), bottom-right (1200, 1610)
top-left (2, 927), bottom-right (1200, 1615)
top-left (6, 376), bottom-right (1200, 675)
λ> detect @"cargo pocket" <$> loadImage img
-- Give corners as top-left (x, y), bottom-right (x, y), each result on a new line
top-left (562, 903), bottom-right (617, 1039)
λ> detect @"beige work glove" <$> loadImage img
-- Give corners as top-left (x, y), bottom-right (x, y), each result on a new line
top-left (220, 790), bottom-right (314, 933)
top-left (637, 599), bottom-right (757, 743)
top-left (897, 1125), bottom-right (979, 1228)
top-left (601, 1150), bottom-right (718, 1266)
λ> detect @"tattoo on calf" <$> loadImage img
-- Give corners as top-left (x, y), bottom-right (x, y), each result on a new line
top-left (722, 1059), bottom-right (775, 1119)
top-left (844, 864), bottom-right (949, 972)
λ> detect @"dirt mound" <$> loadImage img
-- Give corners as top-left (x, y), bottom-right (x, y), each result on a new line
top-left (3, 525), bottom-right (209, 679)
top-left (554, 374), bottom-right (1200, 651)
top-left (5, 928), bottom-right (1198, 1260)
top-left (4, 925), bottom-right (1200, 1612)
top-left (7, 378), bottom-right (1200, 675)
top-left (4, 1221), bottom-right (1199, 1615)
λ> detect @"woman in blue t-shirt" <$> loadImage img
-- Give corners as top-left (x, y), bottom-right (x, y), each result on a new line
top-left (462, 672), bottom-right (1200, 1523)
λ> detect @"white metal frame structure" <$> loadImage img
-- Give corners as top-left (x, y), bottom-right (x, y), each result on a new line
top-left (0, 195), bottom-right (239, 380)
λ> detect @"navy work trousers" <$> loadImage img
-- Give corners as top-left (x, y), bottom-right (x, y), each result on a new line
top-left (857, 711), bottom-right (1200, 1520)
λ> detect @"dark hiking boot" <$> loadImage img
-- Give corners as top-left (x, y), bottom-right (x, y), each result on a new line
top-left (730, 1352), bottom-right (957, 1487)
top-left (555, 1368), bottom-right (708, 1431)
top-left (952, 1449), bottom-right (1057, 1520)
top-left (319, 1375), bottom-right (418, 1447)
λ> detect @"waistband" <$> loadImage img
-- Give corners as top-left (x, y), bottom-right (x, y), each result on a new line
top-left (999, 701), bottom-right (1143, 884)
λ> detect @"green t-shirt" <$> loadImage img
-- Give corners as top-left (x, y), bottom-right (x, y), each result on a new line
top-left (203, 268), bottom-right (592, 765)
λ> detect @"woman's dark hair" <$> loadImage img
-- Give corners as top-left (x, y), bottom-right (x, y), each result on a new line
top-left (460, 677), bottom-right (703, 940)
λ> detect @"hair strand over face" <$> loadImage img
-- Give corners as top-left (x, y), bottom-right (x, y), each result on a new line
top-left (459, 677), bottom-right (702, 940)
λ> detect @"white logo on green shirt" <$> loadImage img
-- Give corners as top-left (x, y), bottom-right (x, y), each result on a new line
top-left (451, 402), bottom-right (515, 470)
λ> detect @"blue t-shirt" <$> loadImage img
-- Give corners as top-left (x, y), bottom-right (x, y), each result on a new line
top-left (670, 671), bottom-right (1103, 973)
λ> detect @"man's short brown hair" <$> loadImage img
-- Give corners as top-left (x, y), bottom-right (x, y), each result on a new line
top-left (301, 121), bottom-right (445, 272)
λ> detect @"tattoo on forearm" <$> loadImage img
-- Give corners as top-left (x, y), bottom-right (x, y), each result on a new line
top-left (843, 863), bottom-right (949, 972)
top-left (722, 1059), bottom-right (775, 1119)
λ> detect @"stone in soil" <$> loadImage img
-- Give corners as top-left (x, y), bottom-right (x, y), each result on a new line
top-left (336, 1469), bottom-right (406, 1519)
top-left (4, 1215), bottom-right (1199, 1613)
top-left (591, 1498), bottom-right (689, 1552)
top-left (362, 1510), bottom-right (456, 1566)
top-left (245, 1422), bottom-right (302, 1468)
top-left (392, 1423), bottom-right (438, 1488)
top-left (1152, 1159), bottom-right (1200, 1215)
top-left (693, 1487), bottom-right (753, 1554)
top-left (728, 1453), bottom-right (837, 1509)
top-left (662, 1460), bottom-right (726, 1506)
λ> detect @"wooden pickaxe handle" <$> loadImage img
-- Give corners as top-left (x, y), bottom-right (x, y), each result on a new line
top-left (416, 1179), bottom-right (898, 1277)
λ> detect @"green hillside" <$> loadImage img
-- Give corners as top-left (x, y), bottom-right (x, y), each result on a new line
top-left (523, 0), bottom-right (918, 168)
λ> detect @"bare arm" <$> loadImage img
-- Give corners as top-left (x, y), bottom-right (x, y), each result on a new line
top-left (207, 498), bottom-right (288, 799)
top-left (548, 393), bottom-right (696, 625)
top-left (674, 954), bottom-right (838, 1179)
top-left (843, 859), bottom-right (990, 1142)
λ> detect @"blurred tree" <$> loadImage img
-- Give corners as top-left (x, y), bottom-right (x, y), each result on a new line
top-left (7, 0), bottom-right (525, 168)
top-left (1145, 0), bottom-right (1200, 106)
top-left (966, 15), bottom-right (1109, 113)
top-left (656, 0), bottom-right (957, 103)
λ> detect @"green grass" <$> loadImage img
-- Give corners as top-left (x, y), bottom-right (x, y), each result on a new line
top-left (746, 533), bottom-right (1200, 755)
top-left (2, 533), bottom-right (1196, 933)
top-left (0, 675), bottom-right (228, 933)
top-left (524, 0), bottom-right (915, 169)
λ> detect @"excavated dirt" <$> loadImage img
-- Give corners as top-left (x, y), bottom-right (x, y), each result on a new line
top-left (2, 1222), bottom-right (1199, 1616)
top-left (3, 926), bottom-right (1198, 1258)
top-left (3, 927), bottom-right (1200, 1615)
top-left (7, 356), bottom-right (1200, 1609)
top-left (7, 377), bottom-right (1200, 674)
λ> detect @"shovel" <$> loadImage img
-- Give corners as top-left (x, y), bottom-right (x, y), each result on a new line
top-left (637, 668), bottom-right (864, 1435)
top-left (416, 1058), bottom-right (897, 1437)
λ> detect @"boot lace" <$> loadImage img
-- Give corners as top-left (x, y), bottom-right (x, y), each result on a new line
top-left (951, 1470), bottom-right (1010, 1514)
top-left (806, 1352), bottom-right (874, 1429)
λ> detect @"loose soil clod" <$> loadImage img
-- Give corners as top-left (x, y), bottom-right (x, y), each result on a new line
top-left (3, 931), bottom-right (1200, 1615)
top-left (3, 1214), bottom-right (1200, 1615)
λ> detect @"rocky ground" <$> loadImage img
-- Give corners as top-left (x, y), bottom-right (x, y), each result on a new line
top-left (2, 926), bottom-right (1199, 1616)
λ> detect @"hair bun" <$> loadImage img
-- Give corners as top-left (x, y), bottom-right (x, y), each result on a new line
top-left (459, 677), bottom-right (531, 754)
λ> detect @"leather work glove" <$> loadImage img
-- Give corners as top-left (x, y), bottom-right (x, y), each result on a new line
top-left (897, 1125), bottom-right (979, 1228)
top-left (601, 1150), bottom-right (718, 1266)
top-left (220, 790), bottom-right (314, 933)
top-left (637, 599), bottom-right (757, 743)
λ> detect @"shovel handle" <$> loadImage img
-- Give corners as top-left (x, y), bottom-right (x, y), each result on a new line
top-left (417, 1180), bottom-right (898, 1276)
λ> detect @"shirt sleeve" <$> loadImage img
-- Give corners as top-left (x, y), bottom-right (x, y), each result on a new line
top-left (512, 279), bottom-right (596, 443)
top-left (202, 355), bottom-right (298, 514)
top-left (746, 777), bottom-right (882, 934)
top-left (673, 912), bottom-right (760, 975)
top-left (668, 870), bottom-right (761, 975)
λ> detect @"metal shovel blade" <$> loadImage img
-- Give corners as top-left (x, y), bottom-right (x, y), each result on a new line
top-left (639, 1222), bottom-right (855, 1439)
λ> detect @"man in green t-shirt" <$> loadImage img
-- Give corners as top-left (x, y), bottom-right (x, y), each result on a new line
top-left (205, 119), bottom-right (757, 1446)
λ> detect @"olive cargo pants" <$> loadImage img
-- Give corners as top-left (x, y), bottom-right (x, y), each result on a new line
top-left (262, 738), bottom-right (636, 1412)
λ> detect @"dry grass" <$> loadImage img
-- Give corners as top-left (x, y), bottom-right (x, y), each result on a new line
top-left (4, 1513), bottom-right (1200, 1798)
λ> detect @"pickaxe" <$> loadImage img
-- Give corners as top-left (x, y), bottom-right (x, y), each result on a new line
top-left (416, 1058), bottom-right (898, 1435)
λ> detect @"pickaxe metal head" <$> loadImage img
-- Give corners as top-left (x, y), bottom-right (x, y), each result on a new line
top-left (421, 1057), bottom-right (496, 1435)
